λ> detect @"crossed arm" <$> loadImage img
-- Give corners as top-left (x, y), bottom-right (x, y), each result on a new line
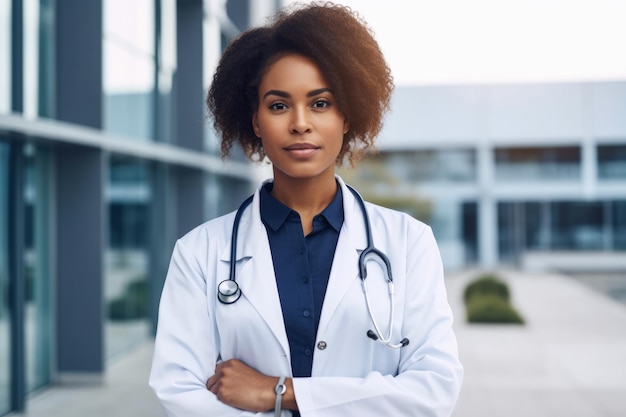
top-left (206, 359), bottom-right (298, 413)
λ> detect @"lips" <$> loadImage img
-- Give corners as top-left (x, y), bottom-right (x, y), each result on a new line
top-left (284, 143), bottom-right (320, 158)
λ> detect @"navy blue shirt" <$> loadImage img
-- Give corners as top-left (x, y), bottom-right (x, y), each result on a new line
top-left (260, 183), bottom-right (343, 378)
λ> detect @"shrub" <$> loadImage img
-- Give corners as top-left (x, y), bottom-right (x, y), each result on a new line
top-left (466, 294), bottom-right (525, 324)
top-left (463, 274), bottom-right (525, 324)
top-left (463, 274), bottom-right (510, 303)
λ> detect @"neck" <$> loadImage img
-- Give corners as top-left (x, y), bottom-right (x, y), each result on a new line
top-left (270, 172), bottom-right (338, 234)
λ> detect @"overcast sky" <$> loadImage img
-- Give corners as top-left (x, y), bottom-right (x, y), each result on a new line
top-left (283, 0), bottom-right (626, 86)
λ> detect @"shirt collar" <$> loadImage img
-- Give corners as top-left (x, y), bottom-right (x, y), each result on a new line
top-left (260, 183), bottom-right (292, 232)
top-left (320, 186), bottom-right (344, 232)
top-left (259, 182), bottom-right (344, 232)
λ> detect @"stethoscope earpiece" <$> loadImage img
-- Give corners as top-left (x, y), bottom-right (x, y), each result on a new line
top-left (367, 329), bottom-right (409, 348)
top-left (219, 186), bottom-right (409, 349)
top-left (352, 186), bottom-right (409, 350)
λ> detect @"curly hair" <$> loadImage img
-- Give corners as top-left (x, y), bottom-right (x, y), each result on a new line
top-left (207, 1), bottom-right (394, 165)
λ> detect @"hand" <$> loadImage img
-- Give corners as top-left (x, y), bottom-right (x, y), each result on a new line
top-left (206, 359), bottom-right (277, 412)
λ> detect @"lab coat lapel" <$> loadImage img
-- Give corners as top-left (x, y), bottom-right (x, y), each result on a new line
top-left (220, 191), bottom-right (290, 358)
top-left (317, 178), bottom-right (367, 336)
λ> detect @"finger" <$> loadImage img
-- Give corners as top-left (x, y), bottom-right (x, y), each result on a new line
top-left (207, 379), bottom-right (219, 394)
top-left (206, 372), bottom-right (220, 391)
top-left (217, 358), bottom-right (239, 370)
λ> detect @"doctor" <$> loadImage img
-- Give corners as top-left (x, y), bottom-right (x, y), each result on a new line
top-left (149, 3), bottom-right (463, 417)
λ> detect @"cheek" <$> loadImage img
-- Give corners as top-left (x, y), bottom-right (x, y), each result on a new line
top-left (329, 119), bottom-right (348, 145)
top-left (256, 112), bottom-right (281, 135)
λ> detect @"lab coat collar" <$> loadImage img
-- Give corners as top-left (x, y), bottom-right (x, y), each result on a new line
top-left (218, 175), bottom-right (369, 357)
top-left (219, 181), bottom-right (291, 358)
top-left (317, 175), bottom-right (368, 336)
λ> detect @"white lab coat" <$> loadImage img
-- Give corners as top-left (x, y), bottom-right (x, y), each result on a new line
top-left (149, 177), bottom-right (463, 417)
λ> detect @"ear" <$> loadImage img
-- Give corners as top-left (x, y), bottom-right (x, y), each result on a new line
top-left (252, 113), bottom-right (261, 138)
top-left (343, 117), bottom-right (350, 135)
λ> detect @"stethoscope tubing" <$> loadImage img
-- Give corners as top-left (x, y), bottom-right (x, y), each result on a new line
top-left (348, 186), bottom-right (408, 349)
top-left (218, 184), bottom-right (409, 348)
top-left (217, 195), bottom-right (253, 304)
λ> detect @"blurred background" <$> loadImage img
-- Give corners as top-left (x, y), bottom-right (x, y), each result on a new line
top-left (0, 0), bottom-right (624, 416)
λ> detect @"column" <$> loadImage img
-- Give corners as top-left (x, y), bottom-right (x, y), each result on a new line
top-left (175, 0), bottom-right (205, 236)
top-left (55, 0), bottom-right (105, 379)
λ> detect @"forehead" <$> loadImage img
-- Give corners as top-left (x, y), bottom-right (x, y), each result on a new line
top-left (259, 54), bottom-right (330, 91)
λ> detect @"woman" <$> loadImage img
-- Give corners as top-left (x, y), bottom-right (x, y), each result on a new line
top-left (149, 3), bottom-right (463, 416)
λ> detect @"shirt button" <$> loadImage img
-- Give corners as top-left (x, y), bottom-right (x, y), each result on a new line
top-left (304, 349), bottom-right (312, 356)
top-left (303, 275), bottom-right (309, 283)
top-left (302, 310), bottom-right (311, 318)
top-left (317, 341), bottom-right (327, 350)
top-left (298, 248), bottom-right (304, 255)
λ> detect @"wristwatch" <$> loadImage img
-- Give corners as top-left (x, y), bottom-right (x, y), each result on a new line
top-left (274, 376), bottom-right (287, 417)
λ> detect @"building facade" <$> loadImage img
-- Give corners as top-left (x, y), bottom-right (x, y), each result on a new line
top-left (0, 0), bottom-right (278, 414)
top-left (342, 82), bottom-right (626, 270)
top-left (3, 1), bottom-right (625, 414)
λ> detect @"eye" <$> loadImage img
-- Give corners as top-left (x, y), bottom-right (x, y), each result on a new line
top-left (312, 99), bottom-right (330, 109)
top-left (269, 102), bottom-right (288, 111)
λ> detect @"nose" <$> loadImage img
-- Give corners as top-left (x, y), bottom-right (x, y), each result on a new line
top-left (290, 106), bottom-right (312, 134)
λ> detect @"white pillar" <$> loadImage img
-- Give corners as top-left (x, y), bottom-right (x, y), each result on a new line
top-left (581, 83), bottom-right (596, 199)
top-left (479, 196), bottom-right (497, 267)
top-left (478, 143), bottom-right (497, 267)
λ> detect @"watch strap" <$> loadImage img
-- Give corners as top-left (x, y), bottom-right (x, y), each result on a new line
top-left (274, 376), bottom-right (287, 417)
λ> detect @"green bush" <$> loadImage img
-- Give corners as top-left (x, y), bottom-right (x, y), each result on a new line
top-left (463, 274), bottom-right (510, 303)
top-left (463, 274), bottom-right (525, 324)
top-left (466, 294), bottom-right (525, 324)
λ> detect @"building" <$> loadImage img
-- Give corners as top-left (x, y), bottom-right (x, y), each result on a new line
top-left (342, 82), bottom-right (626, 270)
top-left (2, 1), bottom-right (625, 415)
top-left (0, 0), bottom-right (278, 414)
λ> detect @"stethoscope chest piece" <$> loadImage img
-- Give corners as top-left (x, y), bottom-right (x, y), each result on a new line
top-left (218, 279), bottom-right (241, 304)
top-left (219, 186), bottom-right (409, 348)
top-left (218, 195), bottom-right (253, 305)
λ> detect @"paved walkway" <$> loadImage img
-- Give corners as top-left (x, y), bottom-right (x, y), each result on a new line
top-left (14, 342), bottom-right (161, 417)
top-left (10, 271), bottom-right (626, 417)
top-left (448, 270), bottom-right (626, 417)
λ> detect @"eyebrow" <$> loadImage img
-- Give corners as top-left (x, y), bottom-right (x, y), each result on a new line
top-left (262, 88), bottom-right (333, 100)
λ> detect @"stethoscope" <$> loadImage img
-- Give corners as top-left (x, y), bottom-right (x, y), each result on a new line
top-left (217, 185), bottom-right (409, 349)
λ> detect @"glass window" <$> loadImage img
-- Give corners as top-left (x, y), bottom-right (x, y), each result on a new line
top-left (497, 202), bottom-right (517, 263)
top-left (0, 0), bottom-right (10, 113)
top-left (498, 199), bottom-right (619, 262)
top-left (23, 144), bottom-right (53, 393)
top-left (380, 148), bottom-right (477, 183)
top-left (497, 201), bottom-right (551, 263)
top-left (523, 202), bottom-right (549, 250)
top-left (613, 201), bottom-right (626, 250)
top-left (495, 146), bottom-right (581, 181)
top-left (23, 0), bottom-right (41, 118)
top-left (551, 201), bottom-right (604, 250)
top-left (105, 155), bottom-right (151, 359)
top-left (23, 0), bottom-right (55, 118)
top-left (461, 202), bottom-right (478, 264)
top-left (155, 0), bottom-right (177, 143)
top-left (203, 0), bottom-right (242, 154)
top-left (498, 201), bottom-right (540, 261)
top-left (103, 0), bottom-right (155, 139)
top-left (598, 144), bottom-right (626, 179)
top-left (0, 141), bottom-right (11, 414)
